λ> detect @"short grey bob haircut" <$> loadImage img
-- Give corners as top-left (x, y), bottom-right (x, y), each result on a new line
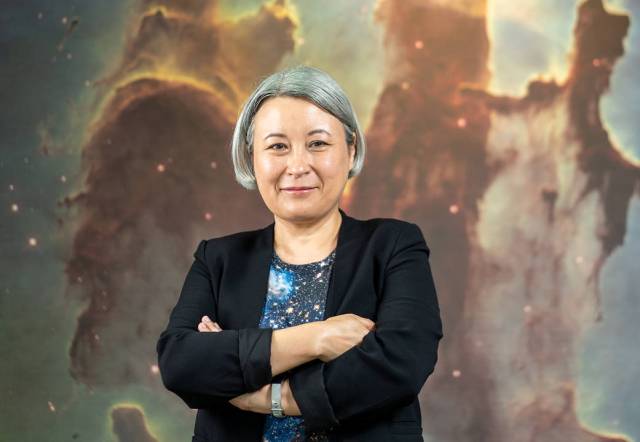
top-left (230, 64), bottom-right (366, 190)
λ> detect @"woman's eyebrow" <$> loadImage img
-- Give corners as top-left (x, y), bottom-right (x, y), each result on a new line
top-left (307, 128), bottom-right (331, 137)
top-left (263, 128), bottom-right (332, 141)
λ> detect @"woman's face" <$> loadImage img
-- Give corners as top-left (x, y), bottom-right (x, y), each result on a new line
top-left (251, 96), bottom-right (355, 222)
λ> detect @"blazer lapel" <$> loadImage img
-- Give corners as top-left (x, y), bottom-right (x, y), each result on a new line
top-left (325, 207), bottom-right (361, 319)
top-left (238, 207), bottom-right (363, 328)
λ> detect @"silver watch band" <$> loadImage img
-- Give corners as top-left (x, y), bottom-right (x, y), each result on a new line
top-left (271, 382), bottom-right (285, 417)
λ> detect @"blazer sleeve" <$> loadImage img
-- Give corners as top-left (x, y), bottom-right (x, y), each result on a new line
top-left (288, 222), bottom-right (443, 432)
top-left (156, 239), bottom-right (274, 409)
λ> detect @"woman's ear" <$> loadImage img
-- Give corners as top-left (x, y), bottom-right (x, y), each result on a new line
top-left (349, 134), bottom-right (356, 170)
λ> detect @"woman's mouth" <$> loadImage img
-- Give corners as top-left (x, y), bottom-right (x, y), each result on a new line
top-left (281, 187), bottom-right (316, 195)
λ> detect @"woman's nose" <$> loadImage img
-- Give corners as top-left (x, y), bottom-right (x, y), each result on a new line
top-left (287, 146), bottom-right (311, 174)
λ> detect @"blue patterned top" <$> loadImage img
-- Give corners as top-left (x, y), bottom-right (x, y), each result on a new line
top-left (259, 247), bottom-right (336, 442)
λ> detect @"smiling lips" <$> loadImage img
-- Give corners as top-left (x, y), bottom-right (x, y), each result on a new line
top-left (281, 186), bottom-right (316, 194)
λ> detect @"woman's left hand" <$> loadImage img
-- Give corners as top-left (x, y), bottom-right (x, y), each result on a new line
top-left (198, 316), bottom-right (222, 332)
top-left (197, 316), bottom-right (272, 414)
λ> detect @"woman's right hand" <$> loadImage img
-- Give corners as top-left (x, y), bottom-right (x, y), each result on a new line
top-left (316, 314), bottom-right (376, 362)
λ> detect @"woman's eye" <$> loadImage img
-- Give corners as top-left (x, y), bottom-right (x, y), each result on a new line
top-left (268, 141), bottom-right (327, 150)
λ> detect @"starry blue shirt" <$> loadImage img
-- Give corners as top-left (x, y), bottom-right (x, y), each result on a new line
top-left (259, 247), bottom-right (336, 442)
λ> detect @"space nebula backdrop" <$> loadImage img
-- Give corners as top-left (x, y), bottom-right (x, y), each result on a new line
top-left (1, 0), bottom-right (639, 441)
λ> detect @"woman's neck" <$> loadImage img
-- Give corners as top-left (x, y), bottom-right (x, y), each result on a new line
top-left (273, 208), bottom-right (341, 265)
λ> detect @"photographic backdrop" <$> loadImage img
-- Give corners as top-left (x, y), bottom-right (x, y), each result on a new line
top-left (1, 0), bottom-right (639, 440)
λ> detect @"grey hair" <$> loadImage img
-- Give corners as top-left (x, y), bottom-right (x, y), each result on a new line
top-left (230, 65), bottom-right (366, 190)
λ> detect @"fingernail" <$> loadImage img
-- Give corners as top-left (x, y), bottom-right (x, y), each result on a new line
top-left (203, 316), bottom-right (211, 322)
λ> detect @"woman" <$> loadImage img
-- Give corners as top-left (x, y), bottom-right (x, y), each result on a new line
top-left (156, 65), bottom-right (443, 442)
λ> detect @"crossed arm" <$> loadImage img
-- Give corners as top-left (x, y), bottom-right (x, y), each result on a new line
top-left (156, 239), bottom-right (327, 411)
top-left (196, 315), bottom-right (318, 415)
top-left (156, 223), bottom-right (443, 432)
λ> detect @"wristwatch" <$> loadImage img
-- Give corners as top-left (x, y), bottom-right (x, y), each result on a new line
top-left (271, 382), bottom-right (285, 417)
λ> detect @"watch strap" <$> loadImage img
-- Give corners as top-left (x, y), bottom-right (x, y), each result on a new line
top-left (271, 382), bottom-right (285, 417)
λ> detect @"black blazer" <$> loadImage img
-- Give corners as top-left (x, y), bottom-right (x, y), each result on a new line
top-left (156, 207), bottom-right (443, 442)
